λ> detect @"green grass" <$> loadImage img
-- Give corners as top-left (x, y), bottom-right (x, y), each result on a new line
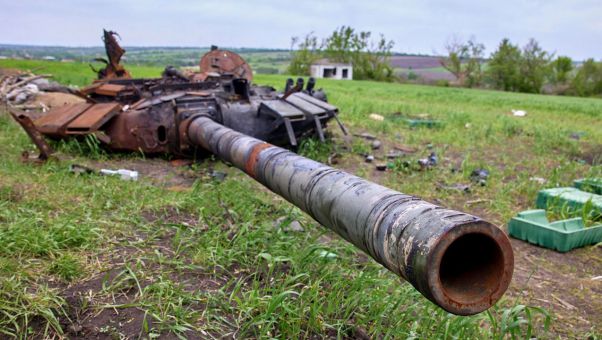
top-left (1, 60), bottom-right (601, 338)
top-left (0, 59), bottom-right (162, 86)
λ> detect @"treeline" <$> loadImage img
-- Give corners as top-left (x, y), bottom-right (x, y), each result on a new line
top-left (441, 37), bottom-right (602, 97)
top-left (288, 26), bottom-right (396, 82)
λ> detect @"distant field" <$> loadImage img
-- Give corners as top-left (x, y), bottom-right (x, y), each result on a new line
top-left (0, 59), bottom-right (163, 86)
top-left (0, 44), bottom-right (291, 74)
top-left (0, 57), bottom-right (455, 85)
top-left (394, 66), bottom-right (456, 82)
top-left (1, 44), bottom-right (459, 79)
top-left (1, 60), bottom-right (601, 338)
top-left (390, 55), bottom-right (443, 69)
top-left (389, 56), bottom-right (455, 82)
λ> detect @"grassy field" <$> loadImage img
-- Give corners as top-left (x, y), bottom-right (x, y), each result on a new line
top-left (0, 59), bottom-right (162, 86)
top-left (1, 60), bottom-right (601, 338)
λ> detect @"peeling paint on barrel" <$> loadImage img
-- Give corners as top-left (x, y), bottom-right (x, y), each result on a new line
top-left (187, 116), bottom-right (514, 315)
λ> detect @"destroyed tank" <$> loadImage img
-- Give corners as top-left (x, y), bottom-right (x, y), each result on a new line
top-left (8, 30), bottom-right (514, 316)
top-left (11, 30), bottom-right (347, 160)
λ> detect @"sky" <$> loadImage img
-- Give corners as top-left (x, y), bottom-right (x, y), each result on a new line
top-left (0, 0), bottom-right (600, 60)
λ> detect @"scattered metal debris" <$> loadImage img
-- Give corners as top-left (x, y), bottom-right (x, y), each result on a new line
top-left (438, 183), bottom-right (471, 193)
top-left (327, 153), bottom-right (339, 165)
top-left (274, 217), bottom-right (305, 232)
top-left (470, 168), bottom-right (489, 186)
top-left (354, 132), bottom-right (376, 140)
top-left (9, 110), bottom-right (54, 161)
top-left (386, 150), bottom-right (405, 159)
top-left (210, 170), bottom-right (227, 182)
top-left (69, 164), bottom-right (96, 175)
top-left (418, 152), bottom-right (437, 169)
top-left (570, 132), bottom-right (585, 140)
top-left (393, 144), bottom-right (417, 154)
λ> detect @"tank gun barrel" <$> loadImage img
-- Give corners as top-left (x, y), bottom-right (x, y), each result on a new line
top-left (186, 116), bottom-right (514, 316)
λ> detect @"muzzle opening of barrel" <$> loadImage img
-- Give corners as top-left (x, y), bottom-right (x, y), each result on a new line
top-left (438, 232), bottom-right (505, 306)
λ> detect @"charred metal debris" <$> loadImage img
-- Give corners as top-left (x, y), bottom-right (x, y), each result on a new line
top-left (8, 30), bottom-right (347, 158)
top-left (6, 30), bottom-right (514, 315)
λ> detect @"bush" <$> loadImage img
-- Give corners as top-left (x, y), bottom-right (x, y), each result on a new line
top-left (569, 59), bottom-right (602, 97)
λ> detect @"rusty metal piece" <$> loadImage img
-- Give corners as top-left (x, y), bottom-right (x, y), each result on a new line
top-left (94, 84), bottom-right (127, 96)
top-left (66, 103), bottom-right (121, 134)
top-left (198, 48), bottom-right (253, 82)
top-left (8, 109), bottom-right (54, 160)
top-left (94, 29), bottom-right (131, 80)
top-left (34, 103), bottom-right (92, 136)
top-left (187, 116), bottom-right (514, 315)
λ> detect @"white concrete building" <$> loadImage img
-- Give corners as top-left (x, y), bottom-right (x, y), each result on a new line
top-left (310, 59), bottom-right (353, 80)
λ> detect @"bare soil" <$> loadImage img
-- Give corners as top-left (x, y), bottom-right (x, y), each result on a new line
top-left (53, 209), bottom-right (223, 339)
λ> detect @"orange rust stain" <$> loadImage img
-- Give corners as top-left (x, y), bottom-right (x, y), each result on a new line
top-left (245, 143), bottom-right (272, 178)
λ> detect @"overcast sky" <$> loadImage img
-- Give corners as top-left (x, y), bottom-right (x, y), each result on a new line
top-left (0, 0), bottom-right (600, 60)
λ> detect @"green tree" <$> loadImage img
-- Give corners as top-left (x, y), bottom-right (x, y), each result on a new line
top-left (518, 38), bottom-right (551, 93)
top-left (440, 36), bottom-right (485, 87)
top-left (550, 56), bottom-right (573, 84)
top-left (323, 26), bottom-right (395, 81)
top-left (486, 38), bottom-right (522, 91)
top-left (287, 32), bottom-right (320, 76)
top-left (570, 59), bottom-right (602, 97)
top-left (288, 26), bottom-right (395, 81)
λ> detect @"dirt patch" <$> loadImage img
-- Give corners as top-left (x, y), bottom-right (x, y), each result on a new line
top-left (59, 266), bottom-right (216, 339)
top-left (508, 240), bottom-right (602, 336)
top-left (574, 143), bottom-right (602, 165)
top-left (84, 157), bottom-right (210, 188)
top-left (141, 205), bottom-right (201, 227)
top-left (53, 242), bottom-right (219, 338)
top-left (0, 183), bottom-right (25, 202)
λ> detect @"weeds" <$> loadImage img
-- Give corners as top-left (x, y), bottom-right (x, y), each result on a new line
top-left (49, 254), bottom-right (83, 282)
top-left (0, 276), bottom-right (66, 339)
top-left (298, 137), bottom-right (334, 162)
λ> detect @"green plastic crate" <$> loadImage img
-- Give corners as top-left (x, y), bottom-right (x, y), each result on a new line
top-left (574, 178), bottom-right (602, 195)
top-left (508, 209), bottom-right (602, 252)
top-left (536, 187), bottom-right (602, 216)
